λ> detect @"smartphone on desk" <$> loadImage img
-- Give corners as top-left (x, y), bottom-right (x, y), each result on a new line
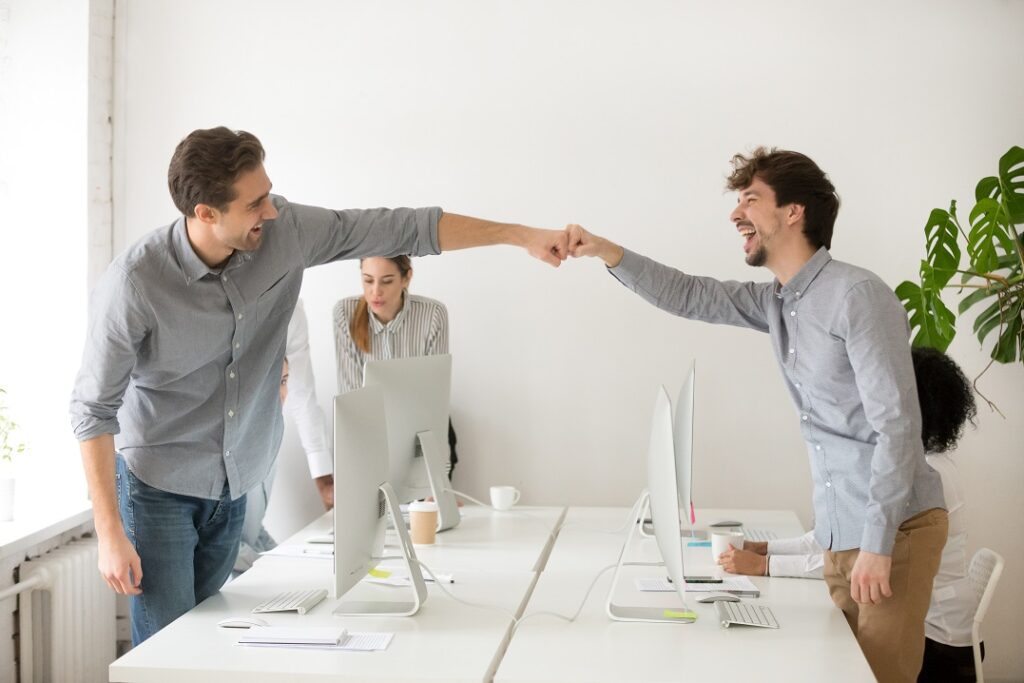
top-left (682, 576), bottom-right (723, 583)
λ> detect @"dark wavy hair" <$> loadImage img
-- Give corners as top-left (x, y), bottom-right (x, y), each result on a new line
top-left (726, 147), bottom-right (840, 250)
top-left (167, 127), bottom-right (265, 218)
top-left (913, 347), bottom-right (976, 454)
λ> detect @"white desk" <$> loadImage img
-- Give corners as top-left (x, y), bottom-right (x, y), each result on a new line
top-left (495, 507), bottom-right (874, 683)
top-left (295, 504), bottom-right (567, 574)
top-left (109, 505), bottom-right (565, 683)
top-left (109, 506), bottom-right (872, 683)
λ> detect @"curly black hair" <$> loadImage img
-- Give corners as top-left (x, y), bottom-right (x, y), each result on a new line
top-left (913, 347), bottom-right (977, 454)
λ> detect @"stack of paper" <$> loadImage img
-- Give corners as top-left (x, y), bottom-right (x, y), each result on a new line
top-left (635, 576), bottom-right (761, 597)
top-left (239, 626), bottom-right (347, 646)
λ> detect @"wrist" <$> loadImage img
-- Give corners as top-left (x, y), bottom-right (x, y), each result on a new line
top-left (763, 555), bottom-right (770, 577)
top-left (601, 241), bottom-right (624, 268)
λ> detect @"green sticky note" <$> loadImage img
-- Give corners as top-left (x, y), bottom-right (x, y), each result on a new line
top-left (368, 568), bottom-right (392, 578)
top-left (662, 609), bottom-right (697, 620)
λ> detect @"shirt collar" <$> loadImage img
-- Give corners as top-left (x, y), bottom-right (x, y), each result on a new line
top-left (777, 247), bottom-right (832, 298)
top-left (369, 291), bottom-right (410, 335)
top-left (171, 216), bottom-right (250, 285)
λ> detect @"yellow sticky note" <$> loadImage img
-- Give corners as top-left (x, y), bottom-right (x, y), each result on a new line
top-left (368, 568), bottom-right (392, 578)
top-left (662, 609), bottom-right (697, 620)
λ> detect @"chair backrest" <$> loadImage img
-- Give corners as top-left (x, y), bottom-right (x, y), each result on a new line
top-left (969, 547), bottom-right (1004, 626)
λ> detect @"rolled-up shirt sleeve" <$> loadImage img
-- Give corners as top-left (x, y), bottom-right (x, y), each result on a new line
top-left (70, 266), bottom-right (153, 441)
top-left (280, 200), bottom-right (442, 268)
top-left (838, 280), bottom-right (923, 555)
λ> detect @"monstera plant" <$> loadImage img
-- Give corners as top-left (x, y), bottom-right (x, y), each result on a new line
top-left (897, 145), bottom-right (1024, 395)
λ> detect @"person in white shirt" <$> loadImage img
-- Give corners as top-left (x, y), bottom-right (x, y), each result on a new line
top-left (718, 347), bottom-right (979, 682)
top-left (234, 299), bottom-right (332, 572)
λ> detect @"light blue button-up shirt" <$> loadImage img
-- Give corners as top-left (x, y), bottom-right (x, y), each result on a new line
top-left (610, 247), bottom-right (945, 555)
top-left (70, 196), bottom-right (441, 500)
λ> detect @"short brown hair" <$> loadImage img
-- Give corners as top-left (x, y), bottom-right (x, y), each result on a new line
top-left (167, 127), bottom-right (265, 217)
top-left (726, 147), bottom-right (840, 250)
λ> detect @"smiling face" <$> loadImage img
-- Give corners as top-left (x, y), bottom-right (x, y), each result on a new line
top-left (209, 164), bottom-right (278, 253)
top-left (361, 257), bottom-right (412, 323)
top-left (729, 177), bottom-right (790, 268)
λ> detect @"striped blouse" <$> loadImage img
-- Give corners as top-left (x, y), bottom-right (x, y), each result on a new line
top-left (332, 292), bottom-right (449, 395)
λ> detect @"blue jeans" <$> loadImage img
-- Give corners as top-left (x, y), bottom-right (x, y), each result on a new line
top-left (116, 455), bottom-right (247, 645)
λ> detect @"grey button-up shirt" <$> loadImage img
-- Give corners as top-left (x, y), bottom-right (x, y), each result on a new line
top-left (610, 247), bottom-right (945, 555)
top-left (70, 196), bottom-right (441, 501)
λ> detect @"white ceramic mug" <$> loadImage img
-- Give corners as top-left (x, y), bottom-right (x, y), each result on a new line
top-left (710, 530), bottom-right (745, 561)
top-left (408, 500), bottom-right (438, 544)
top-left (489, 485), bottom-right (521, 511)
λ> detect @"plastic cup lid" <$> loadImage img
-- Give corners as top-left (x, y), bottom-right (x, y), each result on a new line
top-left (408, 500), bottom-right (439, 513)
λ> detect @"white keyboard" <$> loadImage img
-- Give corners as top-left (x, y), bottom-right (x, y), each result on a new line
top-left (715, 601), bottom-right (779, 629)
top-left (743, 528), bottom-right (778, 542)
top-left (252, 589), bottom-right (327, 615)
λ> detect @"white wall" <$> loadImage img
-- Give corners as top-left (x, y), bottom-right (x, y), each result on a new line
top-left (114, 2), bottom-right (1024, 679)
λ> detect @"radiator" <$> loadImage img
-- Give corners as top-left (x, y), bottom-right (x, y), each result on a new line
top-left (18, 537), bottom-right (116, 683)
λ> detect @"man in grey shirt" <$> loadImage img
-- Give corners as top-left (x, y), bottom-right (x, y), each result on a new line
top-left (70, 126), bottom-right (569, 644)
top-left (566, 148), bottom-right (947, 683)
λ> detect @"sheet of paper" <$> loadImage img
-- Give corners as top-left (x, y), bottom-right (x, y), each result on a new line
top-left (239, 626), bottom-right (346, 645)
top-left (238, 632), bottom-right (393, 651)
top-left (364, 568), bottom-right (454, 586)
top-left (260, 544), bottom-right (333, 560)
top-left (635, 576), bottom-right (759, 594)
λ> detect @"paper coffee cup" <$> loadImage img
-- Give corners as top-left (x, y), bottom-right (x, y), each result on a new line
top-left (490, 485), bottom-right (521, 511)
top-left (409, 500), bottom-right (438, 544)
top-left (711, 530), bottom-right (745, 560)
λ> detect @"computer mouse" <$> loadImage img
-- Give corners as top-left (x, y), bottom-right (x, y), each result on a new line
top-left (696, 592), bottom-right (741, 603)
top-left (217, 616), bottom-right (270, 629)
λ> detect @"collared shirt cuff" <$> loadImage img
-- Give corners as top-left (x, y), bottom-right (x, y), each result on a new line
top-left (423, 207), bottom-right (443, 256)
top-left (306, 450), bottom-right (333, 479)
top-left (607, 248), bottom-right (643, 284)
top-left (73, 418), bottom-right (120, 442)
top-left (860, 524), bottom-right (896, 556)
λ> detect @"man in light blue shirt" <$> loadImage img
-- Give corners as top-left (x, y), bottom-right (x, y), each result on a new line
top-left (70, 126), bottom-right (570, 644)
top-left (566, 148), bottom-right (947, 683)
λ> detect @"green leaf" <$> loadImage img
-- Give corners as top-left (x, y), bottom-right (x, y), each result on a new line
top-left (957, 282), bottom-right (1004, 315)
top-left (923, 208), bottom-right (961, 288)
top-left (990, 299), bottom-right (1023, 363)
top-left (897, 278), bottom-right (956, 351)
top-left (967, 198), bottom-right (1013, 273)
top-left (998, 146), bottom-right (1024, 224)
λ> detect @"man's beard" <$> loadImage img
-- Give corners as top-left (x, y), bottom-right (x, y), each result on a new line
top-left (746, 244), bottom-right (767, 267)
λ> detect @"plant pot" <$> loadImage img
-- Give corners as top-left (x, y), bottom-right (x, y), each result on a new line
top-left (0, 477), bottom-right (14, 521)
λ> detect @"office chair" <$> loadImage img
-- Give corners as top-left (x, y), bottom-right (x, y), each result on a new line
top-left (968, 547), bottom-right (1004, 683)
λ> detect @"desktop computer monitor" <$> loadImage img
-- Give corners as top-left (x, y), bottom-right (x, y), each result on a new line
top-left (607, 384), bottom-right (690, 622)
top-left (332, 386), bottom-right (389, 601)
top-left (647, 385), bottom-right (688, 605)
top-left (332, 385), bottom-right (426, 616)
top-left (363, 354), bottom-right (460, 531)
top-left (674, 361), bottom-right (696, 527)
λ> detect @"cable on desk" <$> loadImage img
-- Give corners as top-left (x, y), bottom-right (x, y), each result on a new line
top-left (411, 558), bottom-right (520, 627)
top-left (512, 563), bottom-right (618, 634)
top-left (449, 489), bottom-right (563, 546)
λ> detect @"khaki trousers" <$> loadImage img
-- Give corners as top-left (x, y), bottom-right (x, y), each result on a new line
top-left (824, 508), bottom-right (948, 683)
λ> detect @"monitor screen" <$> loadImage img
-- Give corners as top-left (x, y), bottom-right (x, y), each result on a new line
top-left (332, 386), bottom-right (389, 600)
top-left (674, 361), bottom-right (696, 526)
top-left (363, 354), bottom-right (452, 504)
top-left (647, 385), bottom-right (687, 606)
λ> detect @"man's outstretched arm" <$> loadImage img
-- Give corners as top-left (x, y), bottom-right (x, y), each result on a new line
top-left (438, 213), bottom-right (570, 267)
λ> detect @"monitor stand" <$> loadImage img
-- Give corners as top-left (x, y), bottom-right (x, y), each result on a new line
top-left (334, 482), bottom-right (428, 617)
top-left (605, 490), bottom-right (696, 624)
top-left (416, 429), bottom-right (461, 531)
